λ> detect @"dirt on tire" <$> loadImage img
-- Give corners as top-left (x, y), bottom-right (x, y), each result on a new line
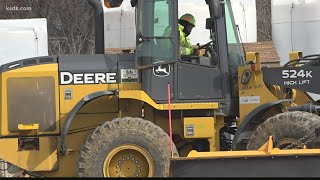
top-left (77, 117), bottom-right (178, 177)
top-left (247, 111), bottom-right (320, 150)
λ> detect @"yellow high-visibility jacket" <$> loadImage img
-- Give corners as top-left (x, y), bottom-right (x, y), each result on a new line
top-left (178, 23), bottom-right (194, 55)
top-left (162, 23), bottom-right (194, 56)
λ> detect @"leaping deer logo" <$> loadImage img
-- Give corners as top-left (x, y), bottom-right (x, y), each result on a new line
top-left (153, 64), bottom-right (170, 77)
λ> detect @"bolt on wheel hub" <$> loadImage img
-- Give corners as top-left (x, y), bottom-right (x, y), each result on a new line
top-left (103, 144), bottom-right (154, 177)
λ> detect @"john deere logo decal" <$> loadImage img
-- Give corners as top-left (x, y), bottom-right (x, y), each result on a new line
top-left (153, 64), bottom-right (170, 77)
top-left (60, 72), bottom-right (117, 85)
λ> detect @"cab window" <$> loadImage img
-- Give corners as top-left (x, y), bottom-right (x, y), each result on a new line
top-left (136, 0), bottom-right (176, 68)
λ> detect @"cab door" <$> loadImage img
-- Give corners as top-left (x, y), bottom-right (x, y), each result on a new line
top-left (177, 62), bottom-right (223, 100)
top-left (136, 0), bottom-right (179, 102)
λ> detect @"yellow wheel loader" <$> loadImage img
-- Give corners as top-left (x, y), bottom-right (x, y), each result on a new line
top-left (1, 0), bottom-right (320, 177)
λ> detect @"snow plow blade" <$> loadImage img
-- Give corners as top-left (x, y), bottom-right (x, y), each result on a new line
top-left (170, 137), bottom-right (320, 177)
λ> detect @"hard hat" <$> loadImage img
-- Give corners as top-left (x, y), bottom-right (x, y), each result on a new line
top-left (179, 13), bottom-right (196, 27)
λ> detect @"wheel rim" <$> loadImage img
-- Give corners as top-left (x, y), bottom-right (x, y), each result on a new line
top-left (103, 144), bottom-right (154, 177)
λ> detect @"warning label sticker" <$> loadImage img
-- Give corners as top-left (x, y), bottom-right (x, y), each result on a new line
top-left (240, 96), bottom-right (261, 104)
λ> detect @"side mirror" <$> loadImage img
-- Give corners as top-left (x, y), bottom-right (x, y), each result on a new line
top-left (206, 18), bottom-right (215, 30)
top-left (206, 0), bottom-right (222, 19)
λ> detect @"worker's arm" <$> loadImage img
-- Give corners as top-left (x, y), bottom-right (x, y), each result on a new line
top-left (180, 34), bottom-right (194, 56)
top-left (180, 46), bottom-right (194, 56)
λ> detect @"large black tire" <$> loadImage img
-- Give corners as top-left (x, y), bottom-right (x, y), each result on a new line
top-left (247, 111), bottom-right (320, 150)
top-left (78, 117), bottom-right (178, 177)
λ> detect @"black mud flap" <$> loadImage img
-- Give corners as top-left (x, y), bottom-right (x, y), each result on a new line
top-left (170, 155), bottom-right (320, 177)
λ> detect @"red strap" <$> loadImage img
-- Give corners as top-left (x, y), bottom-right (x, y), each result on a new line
top-left (168, 83), bottom-right (173, 157)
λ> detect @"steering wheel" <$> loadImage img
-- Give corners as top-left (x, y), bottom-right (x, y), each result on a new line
top-left (195, 41), bottom-right (218, 66)
top-left (198, 41), bottom-right (212, 50)
top-left (197, 41), bottom-right (216, 58)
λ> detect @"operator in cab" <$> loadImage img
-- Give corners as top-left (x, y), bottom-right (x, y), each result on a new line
top-left (162, 13), bottom-right (202, 57)
top-left (178, 13), bottom-right (202, 56)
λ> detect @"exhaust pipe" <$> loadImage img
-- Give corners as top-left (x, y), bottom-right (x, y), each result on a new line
top-left (87, 0), bottom-right (105, 54)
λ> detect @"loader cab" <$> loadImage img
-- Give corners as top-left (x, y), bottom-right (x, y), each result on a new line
top-left (134, 0), bottom-right (245, 116)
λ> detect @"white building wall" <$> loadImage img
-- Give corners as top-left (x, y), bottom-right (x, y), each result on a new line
top-left (229, 0), bottom-right (257, 43)
top-left (0, 18), bottom-right (48, 64)
top-left (272, 0), bottom-right (320, 65)
top-left (103, 1), bottom-right (136, 49)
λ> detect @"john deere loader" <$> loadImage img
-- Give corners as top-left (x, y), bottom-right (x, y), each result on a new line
top-left (1, 0), bottom-right (320, 177)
